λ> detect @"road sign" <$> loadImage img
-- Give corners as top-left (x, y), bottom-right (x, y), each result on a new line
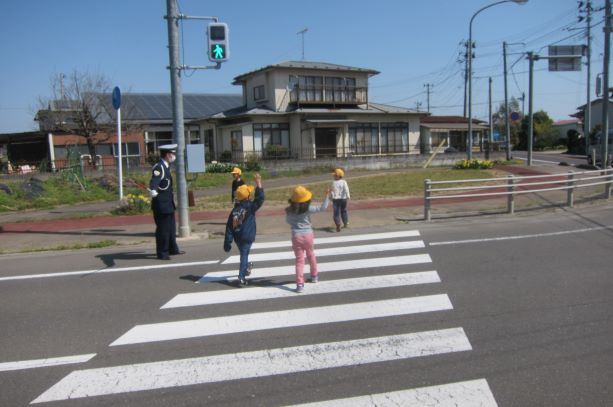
top-left (548, 45), bottom-right (583, 72)
top-left (510, 111), bottom-right (520, 122)
top-left (112, 86), bottom-right (121, 110)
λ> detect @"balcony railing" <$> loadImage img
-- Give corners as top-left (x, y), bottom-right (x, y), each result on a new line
top-left (289, 85), bottom-right (368, 105)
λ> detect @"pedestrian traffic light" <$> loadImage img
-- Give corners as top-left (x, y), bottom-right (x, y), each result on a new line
top-left (207, 22), bottom-right (229, 62)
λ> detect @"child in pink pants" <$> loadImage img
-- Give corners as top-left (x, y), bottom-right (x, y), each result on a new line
top-left (285, 186), bottom-right (330, 293)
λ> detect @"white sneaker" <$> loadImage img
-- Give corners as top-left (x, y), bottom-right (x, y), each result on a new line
top-left (310, 276), bottom-right (318, 283)
top-left (295, 284), bottom-right (304, 293)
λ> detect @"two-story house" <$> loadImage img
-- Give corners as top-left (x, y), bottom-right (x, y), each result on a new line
top-left (195, 61), bottom-right (427, 161)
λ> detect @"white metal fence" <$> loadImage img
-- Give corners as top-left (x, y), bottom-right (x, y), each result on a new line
top-left (423, 168), bottom-right (613, 221)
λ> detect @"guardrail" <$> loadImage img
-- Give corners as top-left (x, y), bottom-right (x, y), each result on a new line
top-left (423, 168), bottom-right (613, 221)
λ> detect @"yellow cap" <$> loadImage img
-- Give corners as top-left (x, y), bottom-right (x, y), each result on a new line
top-left (231, 167), bottom-right (242, 175)
top-left (332, 168), bottom-right (345, 178)
top-left (235, 184), bottom-right (254, 201)
top-left (290, 186), bottom-right (312, 203)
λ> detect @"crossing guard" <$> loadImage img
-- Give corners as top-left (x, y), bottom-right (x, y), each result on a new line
top-left (149, 144), bottom-right (184, 260)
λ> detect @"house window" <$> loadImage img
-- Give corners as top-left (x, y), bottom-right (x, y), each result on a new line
top-left (254, 85), bottom-right (265, 101)
top-left (324, 77), bottom-right (356, 103)
top-left (231, 131), bottom-right (243, 152)
top-left (95, 144), bottom-right (113, 156)
top-left (253, 123), bottom-right (290, 157)
top-left (349, 123), bottom-right (378, 155)
top-left (296, 76), bottom-right (323, 102)
top-left (113, 142), bottom-right (140, 157)
top-left (381, 123), bottom-right (409, 153)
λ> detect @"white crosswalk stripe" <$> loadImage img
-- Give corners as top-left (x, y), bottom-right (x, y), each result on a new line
top-left (222, 240), bottom-right (425, 264)
top-left (32, 229), bottom-right (498, 406)
top-left (32, 328), bottom-right (472, 404)
top-left (197, 253), bottom-right (432, 283)
top-left (286, 378), bottom-right (498, 407)
top-left (251, 230), bottom-right (421, 249)
top-left (112, 294), bottom-right (453, 346)
top-left (163, 271), bottom-right (440, 308)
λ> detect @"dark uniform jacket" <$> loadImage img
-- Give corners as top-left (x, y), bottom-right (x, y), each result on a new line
top-left (149, 160), bottom-right (175, 214)
top-left (224, 186), bottom-right (264, 250)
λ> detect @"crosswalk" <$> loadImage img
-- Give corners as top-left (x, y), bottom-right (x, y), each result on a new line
top-left (31, 229), bottom-right (498, 406)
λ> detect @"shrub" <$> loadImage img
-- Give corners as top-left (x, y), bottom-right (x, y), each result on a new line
top-left (113, 193), bottom-right (150, 215)
top-left (265, 144), bottom-right (289, 158)
top-left (219, 150), bottom-right (233, 162)
top-left (206, 162), bottom-right (236, 173)
top-left (454, 159), bottom-right (494, 170)
top-left (244, 154), bottom-right (262, 172)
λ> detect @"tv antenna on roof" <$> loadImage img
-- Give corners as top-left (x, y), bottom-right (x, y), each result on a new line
top-left (297, 27), bottom-right (308, 60)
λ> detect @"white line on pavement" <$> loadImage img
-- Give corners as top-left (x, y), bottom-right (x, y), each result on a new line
top-left (197, 254), bottom-right (432, 283)
top-left (222, 241), bottom-right (425, 264)
top-left (163, 271), bottom-right (440, 308)
top-left (0, 353), bottom-right (96, 372)
top-left (429, 225), bottom-right (613, 246)
top-left (111, 294), bottom-right (453, 346)
top-left (287, 378), bottom-right (497, 407)
top-left (252, 230), bottom-right (421, 249)
top-left (0, 260), bottom-right (220, 282)
top-left (32, 328), bottom-right (471, 404)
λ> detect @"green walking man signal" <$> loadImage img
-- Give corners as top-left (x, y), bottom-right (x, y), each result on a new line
top-left (207, 22), bottom-right (230, 62)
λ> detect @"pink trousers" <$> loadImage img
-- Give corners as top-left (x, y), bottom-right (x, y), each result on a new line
top-left (291, 232), bottom-right (317, 285)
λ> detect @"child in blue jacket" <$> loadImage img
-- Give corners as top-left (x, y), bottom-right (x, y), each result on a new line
top-left (224, 173), bottom-right (264, 286)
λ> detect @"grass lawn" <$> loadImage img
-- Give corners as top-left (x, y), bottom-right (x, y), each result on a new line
top-left (193, 168), bottom-right (502, 211)
top-left (0, 166), bottom-right (505, 214)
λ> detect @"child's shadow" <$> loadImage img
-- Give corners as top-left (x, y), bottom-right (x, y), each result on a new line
top-left (314, 226), bottom-right (336, 233)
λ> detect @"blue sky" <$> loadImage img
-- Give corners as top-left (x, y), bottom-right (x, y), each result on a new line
top-left (0, 0), bottom-right (601, 133)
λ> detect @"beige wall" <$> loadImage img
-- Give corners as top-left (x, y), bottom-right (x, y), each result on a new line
top-left (242, 69), bottom-right (371, 112)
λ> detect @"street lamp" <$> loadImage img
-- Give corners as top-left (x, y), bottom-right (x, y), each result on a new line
top-left (467, 0), bottom-right (528, 160)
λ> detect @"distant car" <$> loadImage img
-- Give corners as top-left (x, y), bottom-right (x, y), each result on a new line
top-left (444, 146), bottom-right (459, 153)
top-left (587, 130), bottom-right (613, 167)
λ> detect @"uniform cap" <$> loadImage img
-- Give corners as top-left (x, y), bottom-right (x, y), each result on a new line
top-left (236, 184), bottom-right (254, 201)
top-left (159, 144), bottom-right (177, 153)
top-left (332, 168), bottom-right (345, 177)
top-left (290, 186), bottom-right (312, 203)
top-left (231, 167), bottom-right (242, 175)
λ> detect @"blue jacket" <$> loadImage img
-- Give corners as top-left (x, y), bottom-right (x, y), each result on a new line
top-left (149, 160), bottom-right (175, 215)
top-left (224, 186), bottom-right (264, 250)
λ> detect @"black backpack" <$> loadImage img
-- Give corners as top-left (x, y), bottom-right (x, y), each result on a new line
top-left (231, 207), bottom-right (248, 232)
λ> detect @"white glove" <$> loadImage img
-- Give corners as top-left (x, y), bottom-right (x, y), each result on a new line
top-left (148, 189), bottom-right (158, 198)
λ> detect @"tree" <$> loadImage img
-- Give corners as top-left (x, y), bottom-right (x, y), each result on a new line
top-left (492, 97), bottom-right (522, 148)
top-left (36, 70), bottom-right (113, 164)
top-left (517, 110), bottom-right (560, 151)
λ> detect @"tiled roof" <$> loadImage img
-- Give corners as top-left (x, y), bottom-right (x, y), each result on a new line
top-left (421, 115), bottom-right (486, 125)
top-left (94, 93), bottom-right (243, 123)
top-left (233, 60), bottom-right (379, 84)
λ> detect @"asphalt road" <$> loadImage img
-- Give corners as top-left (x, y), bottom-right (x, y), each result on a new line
top-left (1, 203), bottom-right (612, 406)
top-left (512, 150), bottom-right (588, 167)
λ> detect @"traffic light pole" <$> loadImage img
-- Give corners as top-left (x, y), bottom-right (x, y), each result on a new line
top-left (166, 0), bottom-right (190, 238)
top-left (601, 0), bottom-right (611, 168)
top-left (165, 1), bottom-right (227, 237)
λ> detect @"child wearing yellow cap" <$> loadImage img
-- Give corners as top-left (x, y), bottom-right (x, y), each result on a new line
top-left (224, 173), bottom-right (264, 287)
top-left (330, 168), bottom-right (350, 232)
top-left (285, 185), bottom-right (331, 293)
top-left (230, 167), bottom-right (245, 202)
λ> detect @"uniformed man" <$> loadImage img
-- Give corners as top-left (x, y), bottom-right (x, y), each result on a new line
top-left (149, 144), bottom-right (184, 260)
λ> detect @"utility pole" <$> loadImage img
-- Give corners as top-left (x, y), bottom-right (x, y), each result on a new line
top-left (582, 0), bottom-right (593, 153)
top-left (424, 83), bottom-right (433, 112)
top-left (463, 41), bottom-right (470, 117)
top-left (527, 52), bottom-right (535, 166)
top-left (166, 0), bottom-right (190, 238)
top-left (602, 0), bottom-right (611, 168)
top-left (503, 42), bottom-right (511, 160)
top-left (488, 77), bottom-right (493, 160)
top-left (415, 101), bottom-right (423, 111)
